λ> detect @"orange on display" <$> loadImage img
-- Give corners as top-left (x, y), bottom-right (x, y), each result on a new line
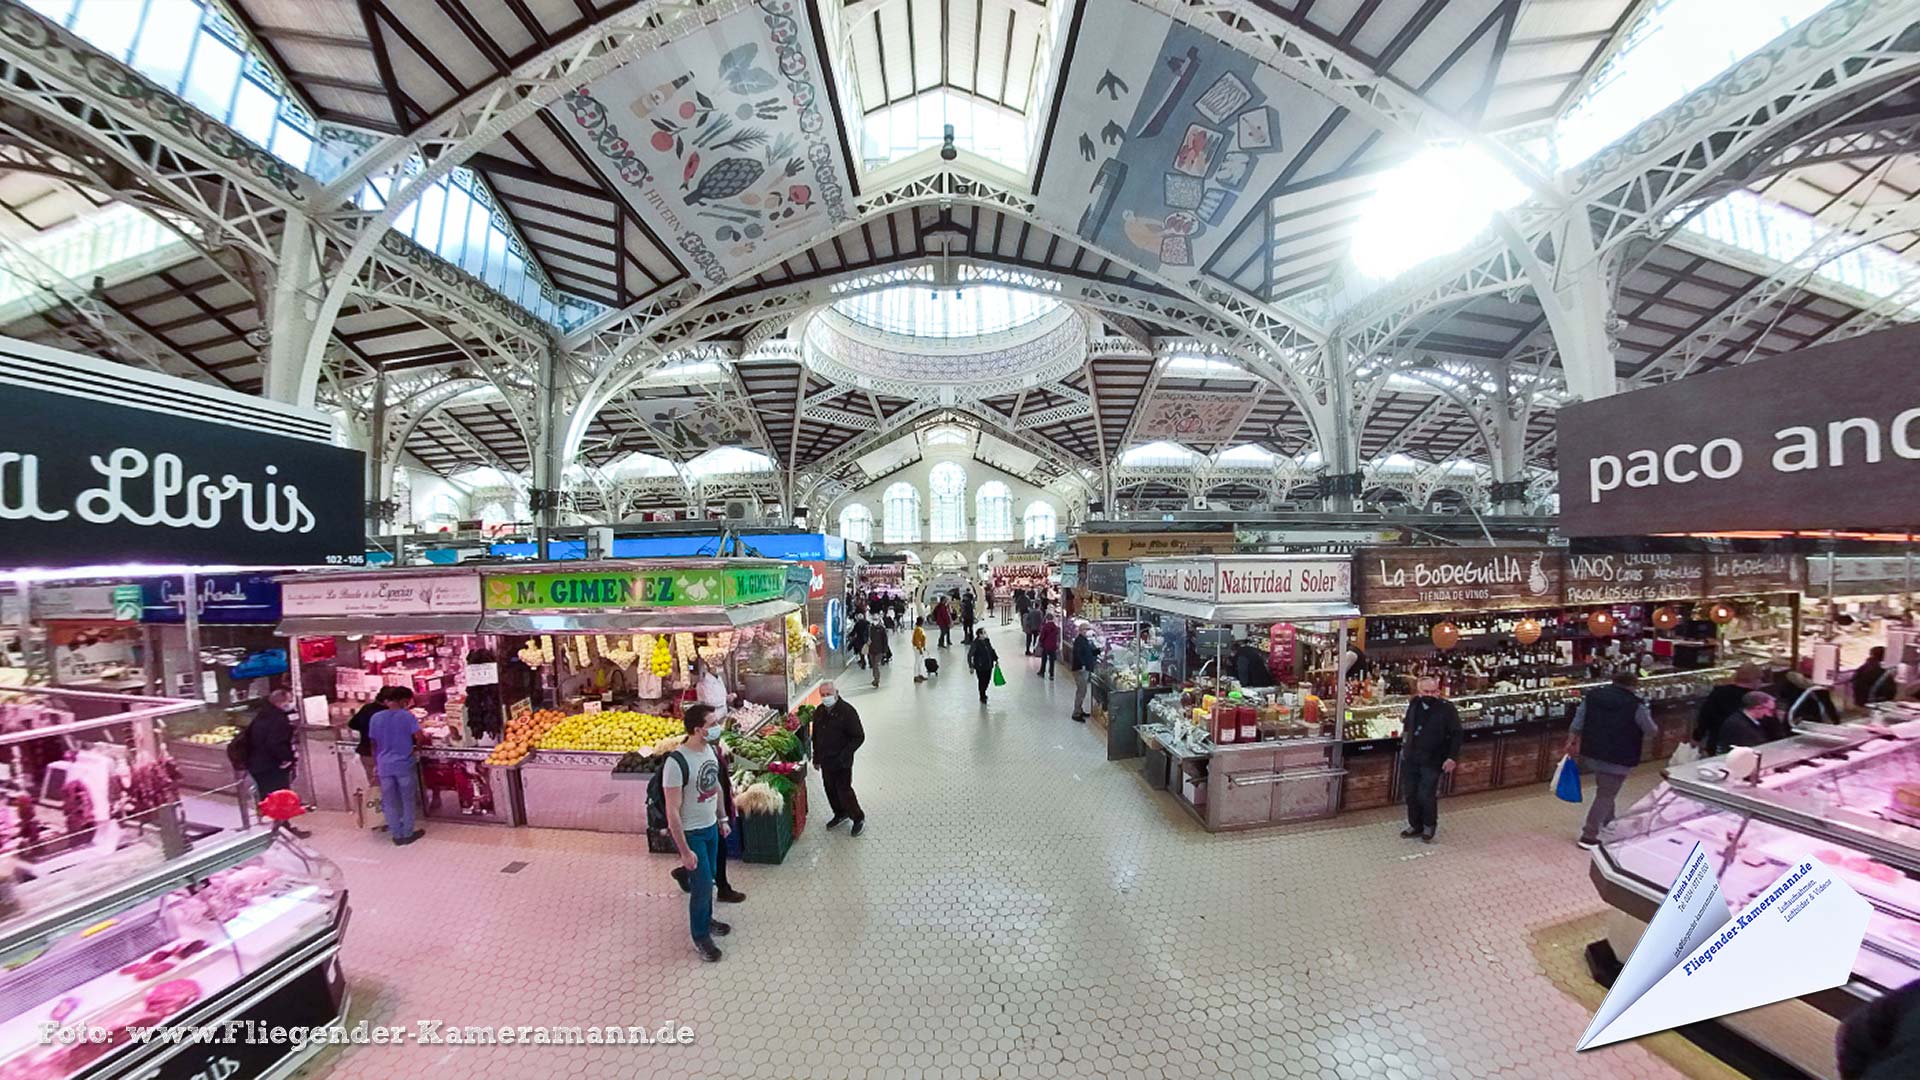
top-left (1431, 622), bottom-right (1461, 649)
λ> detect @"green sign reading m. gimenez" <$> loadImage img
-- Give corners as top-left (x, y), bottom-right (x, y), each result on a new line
top-left (483, 567), bottom-right (785, 610)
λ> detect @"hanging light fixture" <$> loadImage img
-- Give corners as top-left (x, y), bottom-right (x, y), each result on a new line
top-left (1651, 606), bottom-right (1680, 630)
top-left (1709, 602), bottom-right (1738, 625)
top-left (1514, 618), bottom-right (1542, 645)
top-left (1432, 621), bottom-right (1461, 649)
top-left (1588, 610), bottom-right (1616, 636)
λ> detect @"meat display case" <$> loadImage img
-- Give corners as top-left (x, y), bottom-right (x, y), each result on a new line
top-left (1591, 722), bottom-right (1920, 1078)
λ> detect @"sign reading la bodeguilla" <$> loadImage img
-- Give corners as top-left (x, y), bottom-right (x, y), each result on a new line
top-left (1557, 323), bottom-right (1920, 536)
top-left (1707, 553), bottom-right (1805, 596)
top-left (1360, 548), bottom-right (1562, 615)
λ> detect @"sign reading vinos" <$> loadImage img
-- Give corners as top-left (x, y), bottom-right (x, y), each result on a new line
top-left (1563, 553), bottom-right (1708, 604)
top-left (1362, 548), bottom-right (1562, 615)
top-left (483, 566), bottom-right (787, 611)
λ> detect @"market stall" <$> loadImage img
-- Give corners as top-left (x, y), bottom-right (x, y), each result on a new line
top-left (1335, 548), bottom-right (1801, 814)
top-left (1128, 556), bottom-right (1358, 831)
top-left (0, 684), bottom-right (349, 1080)
top-left (1591, 718), bottom-right (1920, 1078)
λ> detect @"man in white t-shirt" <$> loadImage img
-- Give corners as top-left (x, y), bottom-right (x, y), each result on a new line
top-left (663, 704), bottom-right (730, 961)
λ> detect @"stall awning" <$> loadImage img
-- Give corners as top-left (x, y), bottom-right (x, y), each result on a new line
top-left (279, 614), bottom-right (482, 637)
top-left (478, 598), bottom-right (799, 634)
top-left (1131, 599), bottom-right (1360, 623)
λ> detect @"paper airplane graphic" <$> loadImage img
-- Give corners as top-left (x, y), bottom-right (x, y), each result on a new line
top-left (1578, 842), bottom-right (1870, 1050)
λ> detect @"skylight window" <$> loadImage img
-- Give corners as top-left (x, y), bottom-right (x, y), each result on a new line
top-left (923, 425), bottom-right (973, 448)
top-left (687, 447), bottom-right (774, 476)
top-left (1680, 190), bottom-right (1920, 309)
top-left (861, 89), bottom-right (1032, 173)
top-left (1119, 442), bottom-right (1201, 468)
top-left (1163, 354), bottom-right (1246, 379)
top-left (1350, 145), bottom-right (1528, 281)
top-left (0, 204), bottom-right (190, 316)
top-left (1216, 444), bottom-right (1278, 468)
top-left (1555, 0), bottom-right (1833, 169)
top-left (644, 359), bottom-right (726, 383)
top-left (834, 284), bottom-right (1059, 338)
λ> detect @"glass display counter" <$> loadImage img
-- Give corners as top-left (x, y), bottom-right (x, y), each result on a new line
top-left (1593, 725), bottom-right (1920, 1078)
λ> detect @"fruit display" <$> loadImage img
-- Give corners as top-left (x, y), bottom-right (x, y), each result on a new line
top-left (649, 636), bottom-right (672, 677)
top-left (485, 708), bottom-right (567, 766)
top-left (179, 726), bottom-right (238, 746)
top-left (533, 710), bottom-right (680, 753)
top-left (721, 727), bottom-right (802, 765)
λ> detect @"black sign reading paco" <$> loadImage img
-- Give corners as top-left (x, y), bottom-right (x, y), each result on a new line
top-left (1558, 324), bottom-right (1920, 536)
top-left (0, 382), bottom-right (365, 568)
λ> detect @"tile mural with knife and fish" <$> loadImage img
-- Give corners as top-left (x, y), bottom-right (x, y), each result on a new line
top-left (559, 0), bottom-right (852, 287)
top-left (1034, 0), bottom-right (1338, 281)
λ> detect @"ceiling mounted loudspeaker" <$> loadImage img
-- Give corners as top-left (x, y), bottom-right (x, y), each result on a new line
top-left (1189, 496), bottom-right (1209, 510)
top-left (940, 123), bottom-right (957, 161)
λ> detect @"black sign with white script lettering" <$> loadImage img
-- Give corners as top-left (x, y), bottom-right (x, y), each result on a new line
top-left (1557, 324), bottom-right (1920, 536)
top-left (0, 383), bottom-right (365, 568)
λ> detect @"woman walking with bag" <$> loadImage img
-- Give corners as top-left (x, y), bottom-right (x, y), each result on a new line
top-left (968, 628), bottom-right (999, 704)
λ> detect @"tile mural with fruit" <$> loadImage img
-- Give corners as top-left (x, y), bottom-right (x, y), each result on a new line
top-left (559, 0), bottom-right (852, 286)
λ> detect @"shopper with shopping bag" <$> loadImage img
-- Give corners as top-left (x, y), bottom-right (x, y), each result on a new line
top-left (1564, 671), bottom-right (1657, 850)
top-left (969, 628), bottom-right (1000, 704)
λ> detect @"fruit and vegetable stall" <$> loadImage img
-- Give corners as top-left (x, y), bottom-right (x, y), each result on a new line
top-left (276, 561), bottom-right (823, 838)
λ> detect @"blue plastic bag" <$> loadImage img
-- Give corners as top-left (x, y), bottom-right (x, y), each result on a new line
top-left (231, 648), bottom-right (288, 680)
top-left (1552, 755), bottom-right (1583, 803)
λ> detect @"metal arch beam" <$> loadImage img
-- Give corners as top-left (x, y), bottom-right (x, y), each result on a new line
top-left (560, 169), bottom-right (1328, 454)
top-left (301, 0), bottom-right (744, 401)
top-left (1336, 0), bottom-right (1920, 360)
top-left (561, 249), bottom-right (1327, 465)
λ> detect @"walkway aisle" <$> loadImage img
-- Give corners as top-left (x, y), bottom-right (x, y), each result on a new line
top-left (302, 623), bottom-right (1685, 1080)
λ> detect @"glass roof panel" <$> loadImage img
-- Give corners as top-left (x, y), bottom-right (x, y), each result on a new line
top-left (834, 284), bottom-right (1060, 338)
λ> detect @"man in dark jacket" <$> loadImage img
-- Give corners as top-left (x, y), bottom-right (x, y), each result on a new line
top-left (1399, 678), bottom-right (1461, 843)
top-left (812, 681), bottom-right (866, 835)
top-left (1565, 672), bottom-right (1657, 850)
top-left (1021, 604), bottom-right (1043, 655)
top-left (1692, 663), bottom-right (1762, 751)
top-left (960, 590), bottom-right (977, 641)
top-left (1716, 690), bottom-right (1781, 753)
top-left (1853, 646), bottom-right (1895, 710)
top-left (1069, 625), bottom-right (1099, 722)
top-left (247, 689), bottom-right (310, 837)
top-left (847, 612), bottom-right (870, 668)
top-left (968, 628), bottom-right (999, 704)
top-left (1232, 641), bottom-right (1273, 688)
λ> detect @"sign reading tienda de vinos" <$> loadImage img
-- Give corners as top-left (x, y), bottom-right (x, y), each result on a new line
top-left (1557, 324), bottom-right (1920, 536)
top-left (0, 338), bottom-right (365, 568)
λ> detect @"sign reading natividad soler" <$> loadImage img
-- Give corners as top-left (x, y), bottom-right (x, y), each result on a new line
top-left (1557, 324), bottom-right (1920, 536)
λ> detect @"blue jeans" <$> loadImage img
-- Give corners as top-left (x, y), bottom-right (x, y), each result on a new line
top-left (685, 823), bottom-right (720, 940)
top-left (378, 768), bottom-right (419, 840)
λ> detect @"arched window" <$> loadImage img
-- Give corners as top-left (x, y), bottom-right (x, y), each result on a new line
top-left (883, 482), bottom-right (921, 543)
top-left (1023, 501), bottom-right (1058, 547)
top-left (975, 481), bottom-right (1013, 542)
top-left (928, 462), bottom-right (966, 543)
top-left (838, 504), bottom-right (874, 546)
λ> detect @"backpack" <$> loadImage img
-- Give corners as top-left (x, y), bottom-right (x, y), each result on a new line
top-left (226, 722), bottom-right (252, 771)
top-left (644, 750), bottom-right (690, 833)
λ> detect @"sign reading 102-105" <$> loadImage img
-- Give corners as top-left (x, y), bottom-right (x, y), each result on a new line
top-left (0, 382), bottom-right (365, 568)
top-left (1557, 325), bottom-right (1920, 537)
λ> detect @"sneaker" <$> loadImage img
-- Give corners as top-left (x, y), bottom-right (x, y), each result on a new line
top-left (395, 831), bottom-right (422, 846)
top-left (851, 819), bottom-right (865, 837)
top-left (717, 887), bottom-right (747, 903)
top-left (709, 920), bottom-right (731, 937)
top-left (826, 815), bottom-right (847, 829)
top-left (694, 937), bottom-right (723, 962)
top-left (1399, 827), bottom-right (1421, 838)
top-left (1577, 839), bottom-right (1599, 850)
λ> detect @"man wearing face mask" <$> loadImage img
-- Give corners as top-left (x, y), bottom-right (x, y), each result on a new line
top-left (811, 681), bottom-right (866, 836)
top-left (670, 703), bottom-right (746, 905)
top-left (662, 704), bottom-right (733, 961)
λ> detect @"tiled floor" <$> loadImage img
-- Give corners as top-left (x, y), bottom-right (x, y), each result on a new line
top-left (298, 623), bottom-right (1697, 1079)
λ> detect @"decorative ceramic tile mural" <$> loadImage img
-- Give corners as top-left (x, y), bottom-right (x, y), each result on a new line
top-left (1036, 0), bottom-right (1322, 281)
top-left (559, 0), bottom-right (853, 286)
top-left (1133, 388), bottom-right (1259, 446)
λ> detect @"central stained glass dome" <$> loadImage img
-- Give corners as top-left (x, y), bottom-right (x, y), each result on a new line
top-left (808, 285), bottom-right (1082, 400)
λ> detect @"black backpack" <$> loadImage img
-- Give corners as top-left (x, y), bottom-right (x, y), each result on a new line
top-left (226, 723), bottom-right (252, 771)
top-left (644, 750), bottom-right (689, 833)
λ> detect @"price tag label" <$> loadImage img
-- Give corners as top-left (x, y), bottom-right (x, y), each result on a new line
top-left (466, 661), bottom-right (499, 687)
top-left (583, 699), bottom-right (603, 714)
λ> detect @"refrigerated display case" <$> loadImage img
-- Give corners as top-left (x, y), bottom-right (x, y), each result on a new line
top-left (1592, 724), bottom-right (1920, 1078)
